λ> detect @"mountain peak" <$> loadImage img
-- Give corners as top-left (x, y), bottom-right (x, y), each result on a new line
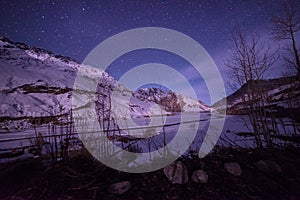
top-left (0, 38), bottom-right (212, 130)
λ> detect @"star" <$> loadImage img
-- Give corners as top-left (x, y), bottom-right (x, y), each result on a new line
top-left (0, 0), bottom-right (290, 103)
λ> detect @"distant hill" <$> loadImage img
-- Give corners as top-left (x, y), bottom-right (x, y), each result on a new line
top-left (212, 76), bottom-right (300, 120)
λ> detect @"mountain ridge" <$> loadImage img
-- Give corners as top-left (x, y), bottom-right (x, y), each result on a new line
top-left (212, 76), bottom-right (300, 120)
top-left (0, 37), bottom-right (212, 130)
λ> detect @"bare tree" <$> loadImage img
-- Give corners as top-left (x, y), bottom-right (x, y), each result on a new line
top-left (225, 30), bottom-right (278, 148)
top-left (271, 0), bottom-right (300, 80)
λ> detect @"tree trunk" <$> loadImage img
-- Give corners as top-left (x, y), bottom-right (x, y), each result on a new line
top-left (291, 30), bottom-right (300, 80)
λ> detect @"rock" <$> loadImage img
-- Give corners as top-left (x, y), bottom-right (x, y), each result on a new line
top-left (163, 161), bottom-right (188, 184)
top-left (224, 162), bottom-right (242, 176)
top-left (108, 181), bottom-right (131, 195)
top-left (191, 169), bottom-right (208, 183)
top-left (255, 160), bottom-right (282, 173)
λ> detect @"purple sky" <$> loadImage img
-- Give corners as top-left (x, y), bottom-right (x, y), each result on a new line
top-left (0, 0), bottom-right (298, 104)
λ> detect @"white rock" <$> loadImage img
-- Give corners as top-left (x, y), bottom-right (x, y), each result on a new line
top-left (163, 161), bottom-right (188, 184)
top-left (224, 162), bottom-right (242, 176)
top-left (191, 169), bottom-right (208, 183)
top-left (108, 181), bottom-right (131, 195)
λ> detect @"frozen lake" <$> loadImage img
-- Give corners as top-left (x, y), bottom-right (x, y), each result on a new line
top-left (0, 112), bottom-right (299, 163)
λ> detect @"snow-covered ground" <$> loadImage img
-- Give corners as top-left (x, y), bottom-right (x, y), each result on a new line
top-left (0, 113), bottom-right (299, 163)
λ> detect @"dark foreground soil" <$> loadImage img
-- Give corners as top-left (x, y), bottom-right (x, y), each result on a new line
top-left (1, 147), bottom-right (300, 200)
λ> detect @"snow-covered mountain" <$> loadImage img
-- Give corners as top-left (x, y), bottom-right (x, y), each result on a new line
top-left (213, 77), bottom-right (300, 119)
top-left (0, 37), bottom-right (211, 130)
top-left (134, 88), bottom-right (212, 113)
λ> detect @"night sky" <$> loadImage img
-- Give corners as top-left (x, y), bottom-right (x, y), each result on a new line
top-left (0, 0), bottom-right (294, 104)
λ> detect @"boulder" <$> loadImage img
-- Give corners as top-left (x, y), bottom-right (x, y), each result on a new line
top-left (224, 162), bottom-right (242, 176)
top-left (108, 181), bottom-right (131, 195)
top-left (163, 161), bottom-right (188, 184)
top-left (255, 160), bottom-right (282, 173)
top-left (191, 169), bottom-right (208, 183)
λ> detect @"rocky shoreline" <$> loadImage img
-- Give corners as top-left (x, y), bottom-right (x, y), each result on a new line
top-left (1, 147), bottom-right (300, 199)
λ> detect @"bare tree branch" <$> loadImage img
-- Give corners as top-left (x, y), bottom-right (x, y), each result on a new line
top-left (271, 0), bottom-right (300, 79)
top-left (225, 29), bottom-right (278, 148)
